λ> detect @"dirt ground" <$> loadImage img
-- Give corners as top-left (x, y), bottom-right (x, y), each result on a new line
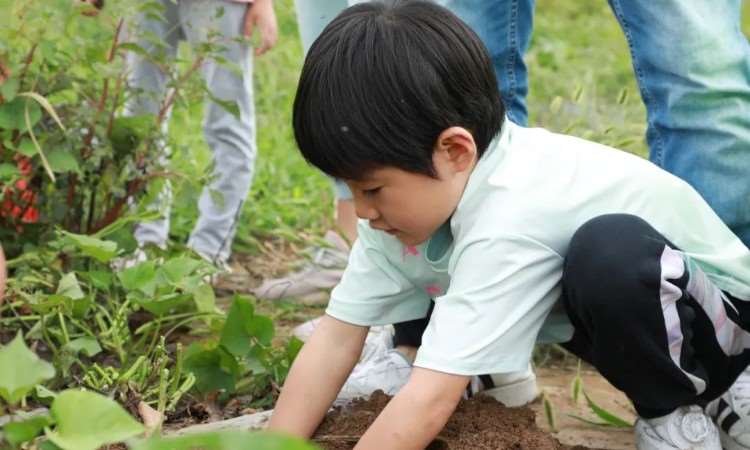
top-left (314, 391), bottom-right (587, 450)
top-left (532, 367), bottom-right (635, 450)
top-left (312, 366), bottom-right (635, 450)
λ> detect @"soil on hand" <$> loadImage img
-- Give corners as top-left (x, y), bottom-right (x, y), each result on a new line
top-left (313, 391), bottom-right (598, 450)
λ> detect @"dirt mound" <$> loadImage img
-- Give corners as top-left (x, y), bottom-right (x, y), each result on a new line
top-left (313, 391), bottom-right (598, 450)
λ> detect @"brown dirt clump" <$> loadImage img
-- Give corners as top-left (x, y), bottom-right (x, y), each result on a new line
top-left (313, 391), bottom-right (598, 450)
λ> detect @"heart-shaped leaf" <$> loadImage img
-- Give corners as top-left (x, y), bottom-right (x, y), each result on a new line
top-left (219, 296), bottom-right (255, 357)
top-left (46, 390), bottom-right (144, 450)
top-left (0, 332), bottom-right (55, 404)
top-left (183, 343), bottom-right (240, 394)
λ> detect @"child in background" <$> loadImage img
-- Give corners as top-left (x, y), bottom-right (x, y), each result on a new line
top-left (268, 2), bottom-right (750, 449)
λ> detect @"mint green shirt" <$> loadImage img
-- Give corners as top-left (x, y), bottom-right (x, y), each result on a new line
top-left (327, 121), bottom-right (750, 376)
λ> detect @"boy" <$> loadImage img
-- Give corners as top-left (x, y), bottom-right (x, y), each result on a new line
top-left (269, 2), bottom-right (750, 449)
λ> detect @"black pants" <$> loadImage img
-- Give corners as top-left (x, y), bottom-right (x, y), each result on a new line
top-left (393, 214), bottom-right (750, 418)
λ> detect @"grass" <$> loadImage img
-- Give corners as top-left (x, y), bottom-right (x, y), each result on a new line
top-left (163, 0), bottom-right (750, 259)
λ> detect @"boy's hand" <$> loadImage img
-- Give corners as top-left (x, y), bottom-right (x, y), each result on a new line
top-left (269, 315), bottom-right (368, 437)
top-left (354, 367), bottom-right (468, 449)
top-left (243, 0), bottom-right (278, 56)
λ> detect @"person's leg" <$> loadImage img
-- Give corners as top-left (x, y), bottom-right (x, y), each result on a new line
top-left (179, 0), bottom-right (257, 264)
top-left (608, 0), bottom-right (750, 247)
top-left (295, 0), bottom-right (358, 243)
top-left (128, 0), bottom-right (181, 248)
top-left (561, 214), bottom-right (750, 447)
top-left (437, 0), bottom-right (534, 126)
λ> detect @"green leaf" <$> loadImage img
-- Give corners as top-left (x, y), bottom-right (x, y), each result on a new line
top-left (17, 137), bottom-right (36, 156)
top-left (3, 414), bottom-right (53, 446)
top-left (86, 270), bottom-right (113, 291)
top-left (220, 296), bottom-right (255, 357)
top-left (583, 390), bottom-right (633, 428)
top-left (0, 332), bottom-right (55, 405)
top-left (0, 97), bottom-right (40, 131)
top-left (61, 231), bottom-right (118, 263)
top-left (56, 273), bottom-right (84, 300)
top-left (131, 430), bottom-right (319, 450)
top-left (47, 150), bottom-right (80, 174)
top-left (47, 390), bottom-right (144, 450)
top-left (1, 77), bottom-right (19, 102)
top-left (160, 256), bottom-right (202, 284)
top-left (542, 391), bottom-right (557, 432)
top-left (118, 260), bottom-right (157, 296)
top-left (0, 162), bottom-right (19, 180)
top-left (35, 384), bottom-right (58, 400)
top-left (248, 315), bottom-right (274, 346)
top-left (39, 441), bottom-right (63, 450)
top-left (203, 86), bottom-right (240, 120)
top-left (191, 283), bottom-right (216, 314)
top-left (63, 337), bottom-right (101, 357)
top-left (183, 343), bottom-right (240, 394)
top-left (134, 292), bottom-right (192, 316)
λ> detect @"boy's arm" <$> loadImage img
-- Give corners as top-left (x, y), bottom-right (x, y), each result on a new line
top-left (355, 367), bottom-right (469, 450)
top-left (269, 314), bottom-right (368, 437)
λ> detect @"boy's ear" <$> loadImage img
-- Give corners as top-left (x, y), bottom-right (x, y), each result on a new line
top-left (435, 127), bottom-right (477, 173)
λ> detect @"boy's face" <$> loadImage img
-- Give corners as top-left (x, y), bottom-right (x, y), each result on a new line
top-left (345, 127), bottom-right (477, 246)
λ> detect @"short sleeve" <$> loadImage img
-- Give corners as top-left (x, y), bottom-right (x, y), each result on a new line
top-left (326, 223), bottom-right (431, 326)
top-left (414, 234), bottom-right (564, 375)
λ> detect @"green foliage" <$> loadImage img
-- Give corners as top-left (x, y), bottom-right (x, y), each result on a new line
top-left (184, 295), bottom-right (302, 407)
top-left (47, 390), bottom-right (144, 450)
top-left (567, 360), bottom-right (633, 428)
top-left (0, 333), bottom-right (55, 405)
top-left (3, 414), bottom-right (52, 447)
top-left (132, 431), bottom-right (319, 450)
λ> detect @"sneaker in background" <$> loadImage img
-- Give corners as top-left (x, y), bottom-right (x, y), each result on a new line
top-left (337, 348), bottom-right (412, 404)
top-left (251, 231), bottom-right (349, 305)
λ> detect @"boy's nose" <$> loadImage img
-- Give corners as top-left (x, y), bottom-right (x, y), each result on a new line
top-left (354, 199), bottom-right (379, 221)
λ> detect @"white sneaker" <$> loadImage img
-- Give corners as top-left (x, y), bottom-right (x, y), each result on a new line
top-left (467, 364), bottom-right (539, 407)
top-left (337, 348), bottom-right (412, 404)
top-left (251, 231), bottom-right (349, 304)
top-left (707, 368), bottom-right (750, 450)
top-left (292, 317), bottom-right (394, 364)
top-left (635, 405), bottom-right (721, 450)
top-left (336, 335), bottom-right (538, 407)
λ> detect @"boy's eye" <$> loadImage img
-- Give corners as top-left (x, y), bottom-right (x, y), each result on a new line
top-left (363, 187), bottom-right (381, 197)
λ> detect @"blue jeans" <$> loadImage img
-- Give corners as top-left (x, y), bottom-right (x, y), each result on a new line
top-left (128, 0), bottom-right (257, 262)
top-left (442, 0), bottom-right (750, 247)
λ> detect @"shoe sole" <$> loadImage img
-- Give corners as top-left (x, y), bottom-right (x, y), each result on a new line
top-left (720, 428), bottom-right (747, 450)
top-left (480, 374), bottom-right (539, 407)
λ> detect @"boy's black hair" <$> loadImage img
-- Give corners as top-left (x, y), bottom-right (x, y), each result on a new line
top-left (293, 0), bottom-right (504, 180)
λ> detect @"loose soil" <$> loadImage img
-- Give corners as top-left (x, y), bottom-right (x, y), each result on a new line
top-left (313, 391), bottom-right (596, 450)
